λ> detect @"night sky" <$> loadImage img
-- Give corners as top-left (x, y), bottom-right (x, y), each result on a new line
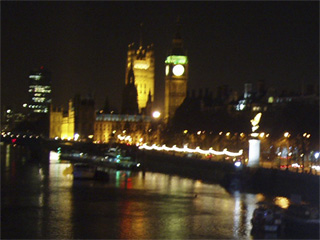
top-left (2, 1), bottom-right (319, 112)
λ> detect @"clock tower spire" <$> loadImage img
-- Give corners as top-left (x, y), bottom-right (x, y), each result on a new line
top-left (164, 17), bottom-right (188, 121)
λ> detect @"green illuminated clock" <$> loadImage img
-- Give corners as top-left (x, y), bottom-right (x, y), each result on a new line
top-left (172, 64), bottom-right (185, 76)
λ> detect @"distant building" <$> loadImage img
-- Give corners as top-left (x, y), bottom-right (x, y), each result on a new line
top-left (126, 29), bottom-right (155, 112)
top-left (1, 107), bottom-right (26, 132)
top-left (164, 18), bottom-right (188, 120)
top-left (235, 81), bottom-right (319, 112)
top-left (73, 94), bottom-right (95, 140)
top-left (49, 95), bottom-right (95, 141)
top-left (50, 100), bottom-right (74, 140)
top-left (94, 114), bottom-right (152, 144)
top-left (28, 66), bottom-right (52, 114)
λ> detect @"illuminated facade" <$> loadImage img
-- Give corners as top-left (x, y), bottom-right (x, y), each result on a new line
top-left (73, 94), bottom-right (95, 140)
top-left (28, 66), bottom-right (52, 113)
top-left (49, 100), bottom-right (74, 140)
top-left (50, 95), bottom-right (95, 140)
top-left (94, 114), bottom-right (152, 144)
top-left (164, 21), bottom-right (188, 120)
top-left (49, 106), bottom-right (63, 139)
top-left (61, 100), bottom-right (75, 140)
top-left (126, 42), bottom-right (155, 112)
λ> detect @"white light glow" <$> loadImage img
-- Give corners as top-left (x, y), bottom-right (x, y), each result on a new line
top-left (74, 133), bottom-right (79, 141)
top-left (152, 111), bottom-right (161, 119)
top-left (234, 161), bottom-right (242, 167)
top-left (311, 165), bottom-right (320, 171)
top-left (29, 75), bottom-right (41, 80)
top-left (172, 64), bottom-right (185, 76)
top-left (251, 133), bottom-right (259, 138)
top-left (248, 139), bottom-right (260, 167)
top-left (49, 151), bottom-right (60, 163)
top-left (291, 163), bottom-right (301, 168)
top-left (139, 144), bottom-right (243, 157)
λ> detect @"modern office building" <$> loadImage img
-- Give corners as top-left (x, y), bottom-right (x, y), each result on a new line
top-left (164, 20), bottom-right (188, 120)
top-left (28, 66), bottom-right (52, 114)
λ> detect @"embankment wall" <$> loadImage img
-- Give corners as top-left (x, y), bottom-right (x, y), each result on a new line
top-left (138, 150), bottom-right (319, 204)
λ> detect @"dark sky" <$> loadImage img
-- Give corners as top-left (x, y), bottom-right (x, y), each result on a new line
top-left (2, 1), bottom-right (319, 112)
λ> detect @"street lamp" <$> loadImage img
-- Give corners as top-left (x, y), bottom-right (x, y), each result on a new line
top-left (302, 133), bottom-right (311, 173)
top-left (284, 132), bottom-right (290, 170)
top-left (152, 111), bottom-right (161, 119)
top-left (152, 111), bottom-right (162, 145)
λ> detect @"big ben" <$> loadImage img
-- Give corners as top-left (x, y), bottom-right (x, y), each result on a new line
top-left (164, 20), bottom-right (188, 120)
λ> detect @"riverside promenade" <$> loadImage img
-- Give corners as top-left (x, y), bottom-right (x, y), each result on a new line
top-left (138, 149), bottom-right (320, 204)
top-left (2, 134), bottom-right (318, 204)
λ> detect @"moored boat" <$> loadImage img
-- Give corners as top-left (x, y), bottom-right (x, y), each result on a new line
top-left (72, 163), bottom-right (97, 179)
top-left (284, 203), bottom-right (320, 236)
top-left (251, 201), bottom-right (284, 233)
top-left (60, 147), bottom-right (141, 170)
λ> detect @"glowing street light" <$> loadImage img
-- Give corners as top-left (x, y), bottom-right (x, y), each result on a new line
top-left (152, 111), bottom-right (161, 119)
top-left (74, 133), bottom-right (80, 141)
top-left (284, 132), bottom-right (290, 138)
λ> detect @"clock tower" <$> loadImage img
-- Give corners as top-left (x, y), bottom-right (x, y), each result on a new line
top-left (164, 20), bottom-right (188, 120)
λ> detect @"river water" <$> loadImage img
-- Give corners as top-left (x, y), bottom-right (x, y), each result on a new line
top-left (1, 143), bottom-right (314, 239)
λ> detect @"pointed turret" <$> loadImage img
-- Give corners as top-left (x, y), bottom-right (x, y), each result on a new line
top-left (121, 63), bottom-right (139, 115)
top-left (164, 16), bottom-right (189, 121)
top-left (143, 90), bottom-right (153, 116)
top-left (127, 61), bottom-right (135, 85)
top-left (139, 22), bottom-right (143, 48)
top-left (171, 17), bottom-right (185, 56)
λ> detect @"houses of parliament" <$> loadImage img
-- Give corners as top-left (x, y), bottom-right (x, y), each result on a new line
top-left (49, 22), bottom-right (188, 144)
top-left (3, 20), bottom-right (318, 149)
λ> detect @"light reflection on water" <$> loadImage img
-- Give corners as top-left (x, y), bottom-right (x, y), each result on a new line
top-left (2, 148), bottom-right (292, 239)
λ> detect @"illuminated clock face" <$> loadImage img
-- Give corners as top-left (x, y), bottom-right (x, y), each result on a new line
top-left (165, 65), bottom-right (169, 76)
top-left (172, 64), bottom-right (185, 76)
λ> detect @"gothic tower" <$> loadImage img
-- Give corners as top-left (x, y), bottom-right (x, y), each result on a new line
top-left (164, 18), bottom-right (188, 120)
top-left (121, 63), bottom-right (139, 115)
top-left (126, 24), bottom-right (155, 113)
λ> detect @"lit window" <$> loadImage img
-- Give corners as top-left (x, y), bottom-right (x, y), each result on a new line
top-left (268, 96), bottom-right (274, 103)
